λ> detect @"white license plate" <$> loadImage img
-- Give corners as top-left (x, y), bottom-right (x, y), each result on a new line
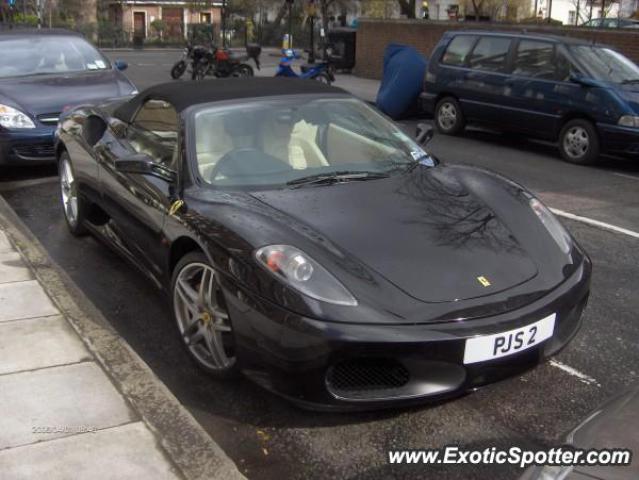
top-left (463, 313), bottom-right (556, 365)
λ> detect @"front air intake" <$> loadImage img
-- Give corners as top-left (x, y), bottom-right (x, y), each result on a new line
top-left (326, 358), bottom-right (410, 399)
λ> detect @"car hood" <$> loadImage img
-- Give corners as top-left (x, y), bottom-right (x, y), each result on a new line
top-left (0, 69), bottom-right (135, 116)
top-left (250, 166), bottom-right (540, 303)
top-left (617, 85), bottom-right (639, 114)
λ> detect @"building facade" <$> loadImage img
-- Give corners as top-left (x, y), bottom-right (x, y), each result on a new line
top-left (106, 1), bottom-right (222, 40)
top-left (538, 0), bottom-right (620, 25)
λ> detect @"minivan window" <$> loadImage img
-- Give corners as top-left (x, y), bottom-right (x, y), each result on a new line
top-left (570, 46), bottom-right (639, 84)
top-left (513, 40), bottom-right (555, 79)
top-left (441, 35), bottom-right (477, 66)
top-left (555, 48), bottom-right (579, 81)
top-left (468, 37), bottom-right (511, 73)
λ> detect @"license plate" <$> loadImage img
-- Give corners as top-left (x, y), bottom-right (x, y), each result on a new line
top-left (463, 313), bottom-right (556, 365)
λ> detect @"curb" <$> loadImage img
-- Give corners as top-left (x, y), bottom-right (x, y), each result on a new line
top-left (0, 193), bottom-right (245, 480)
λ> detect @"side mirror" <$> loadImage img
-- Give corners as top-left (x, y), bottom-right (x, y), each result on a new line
top-left (115, 153), bottom-right (176, 183)
top-left (416, 123), bottom-right (434, 145)
top-left (113, 60), bottom-right (128, 71)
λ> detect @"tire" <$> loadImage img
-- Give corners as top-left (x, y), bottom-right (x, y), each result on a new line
top-left (171, 251), bottom-right (239, 379)
top-left (314, 72), bottom-right (332, 85)
top-left (170, 60), bottom-right (187, 80)
top-left (58, 151), bottom-right (88, 236)
top-left (558, 119), bottom-right (600, 165)
top-left (233, 64), bottom-right (254, 77)
top-left (434, 97), bottom-right (465, 135)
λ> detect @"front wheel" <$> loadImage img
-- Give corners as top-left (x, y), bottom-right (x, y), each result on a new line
top-left (58, 152), bottom-right (88, 236)
top-left (170, 60), bottom-right (187, 79)
top-left (435, 97), bottom-right (465, 135)
top-left (171, 252), bottom-right (239, 379)
top-left (558, 119), bottom-right (600, 165)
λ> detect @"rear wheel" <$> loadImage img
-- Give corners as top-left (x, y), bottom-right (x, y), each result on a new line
top-left (171, 252), bottom-right (239, 378)
top-left (435, 97), bottom-right (465, 135)
top-left (58, 151), bottom-right (87, 236)
top-left (314, 72), bottom-right (332, 85)
top-left (558, 119), bottom-right (600, 165)
top-left (233, 64), bottom-right (254, 77)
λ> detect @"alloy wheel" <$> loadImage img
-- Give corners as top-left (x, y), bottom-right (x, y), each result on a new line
top-left (60, 157), bottom-right (78, 227)
top-left (438, 102), bottom-right (457, 130)
top-left (563, 126), bottom-right (590, 159)
top-left (173, 262), bottom-right (235, 371)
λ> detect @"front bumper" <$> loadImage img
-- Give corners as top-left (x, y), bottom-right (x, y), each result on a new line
top-left (222, 258), bottom-right (591, 410)
top-left (0, 127), bottom-right (57, 165)
top-left (597, 123), bottom-right (639, 157)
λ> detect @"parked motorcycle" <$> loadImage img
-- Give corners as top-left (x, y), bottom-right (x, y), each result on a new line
top-left (193, 44), bottom-right (262, 80)
top-left (170, 43), bottom-right (212, 80)
top-left (275, 49), bottom-right (335, 85)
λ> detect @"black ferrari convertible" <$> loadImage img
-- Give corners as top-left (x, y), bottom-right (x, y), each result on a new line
top-left (55, 78), bottom-right (591, 410)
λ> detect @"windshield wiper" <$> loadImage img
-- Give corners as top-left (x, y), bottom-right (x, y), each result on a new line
top-left (286, 170), bottom-right (389, 187)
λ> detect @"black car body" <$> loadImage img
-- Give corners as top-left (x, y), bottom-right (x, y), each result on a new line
top-left (421, 31), bottom-right (639, 165)
top-left (55, 78), bottom-right (591, 410)
top-left (0, 29), bottom-right (137, 166)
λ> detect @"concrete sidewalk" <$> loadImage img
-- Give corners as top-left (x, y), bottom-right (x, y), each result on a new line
top-left (0, 199), bottom-right (244, 479)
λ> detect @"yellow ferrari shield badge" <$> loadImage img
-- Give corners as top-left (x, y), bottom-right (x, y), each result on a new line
top-left (477, 276), bottom-right (491, 287)
top-left (169, 199), bottom-right (184, 216)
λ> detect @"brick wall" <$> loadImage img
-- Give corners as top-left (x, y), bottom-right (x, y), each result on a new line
top-left (355, 19), bottom-right (639, 79)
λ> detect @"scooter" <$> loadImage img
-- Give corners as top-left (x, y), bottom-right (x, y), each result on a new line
top-left (275, 49), bottom-right (335, 85)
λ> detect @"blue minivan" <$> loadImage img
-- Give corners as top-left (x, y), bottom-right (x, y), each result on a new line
top-left (421, 31), bottom-right (639, 165)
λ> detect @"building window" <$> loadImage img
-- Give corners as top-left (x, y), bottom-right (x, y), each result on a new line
top-left (568, 10), bottom-right (576, 24)
top-left (201, 12), bottom-right (211, 23)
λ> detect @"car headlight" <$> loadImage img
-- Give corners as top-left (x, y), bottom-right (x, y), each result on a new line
top-left (0, 104), bottom-right (35, 129)
top-left (535, 465), bottom-right (573, 480)
top-left (255, 245), bottom-right (357, 306)
top-left (618, 115), bottom-right (639, 127)
top-left (529, 197), bottom-right (572, 255)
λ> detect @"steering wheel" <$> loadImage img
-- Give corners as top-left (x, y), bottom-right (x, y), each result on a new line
top-left (209, 148), bottom-right (291, 182)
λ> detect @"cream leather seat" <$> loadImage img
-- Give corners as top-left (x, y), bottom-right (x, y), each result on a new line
top-left (195, 115), bottom-right (234, 180)
top-left (260, 119), bottom-right (329, 170)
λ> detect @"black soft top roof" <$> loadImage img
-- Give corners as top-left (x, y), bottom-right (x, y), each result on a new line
top-left (114, 78), bottom-right (347, 123)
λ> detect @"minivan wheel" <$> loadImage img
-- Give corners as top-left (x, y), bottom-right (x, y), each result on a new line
top-left (435, 97), bottom-right (465, 135)
top-left (558, 119), bottom-right (600, 165)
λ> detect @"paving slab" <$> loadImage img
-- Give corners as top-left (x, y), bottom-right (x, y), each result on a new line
top-left (0, 279), bottom-right (58, 322)
top-left (0, 362), bottom-right (136, 449)
top-left (0, 315), bottom-right (91, 375)
top-left (0, 251), bottom-right (33, 284)
top-left (0, 229), bottom-right (11, 252)
top-left (0, 422), bottom-right (182, 480)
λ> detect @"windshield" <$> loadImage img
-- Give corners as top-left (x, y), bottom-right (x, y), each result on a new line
top-left (193, 97), bottom-right (433, 188)
top-left (0, 35), bottom-right (111, 78)
top-left (570, 45), bottom-right (639, 83)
